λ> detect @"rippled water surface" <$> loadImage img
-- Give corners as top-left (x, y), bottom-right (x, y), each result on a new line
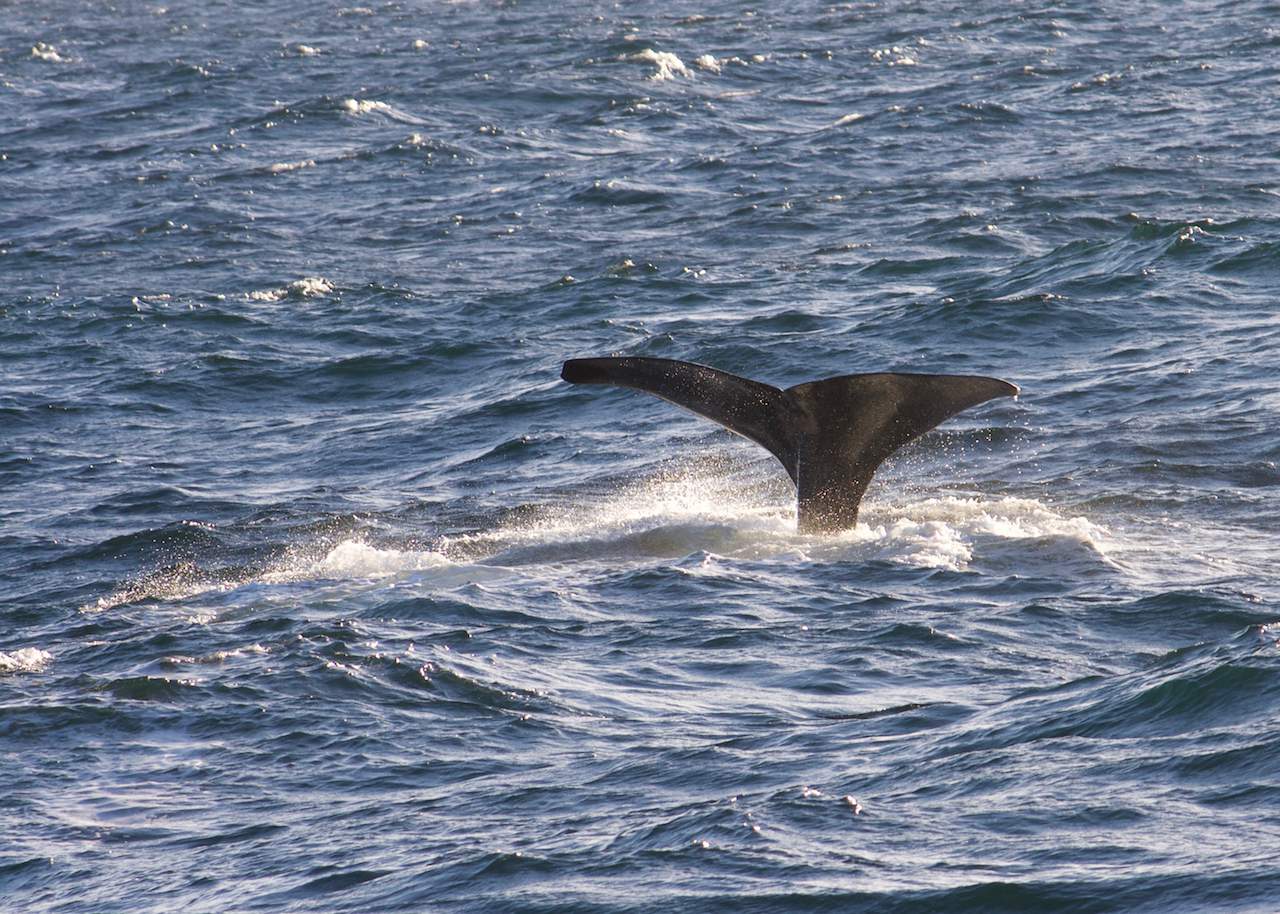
top-left (3, 1), bottom-right (1279, 911)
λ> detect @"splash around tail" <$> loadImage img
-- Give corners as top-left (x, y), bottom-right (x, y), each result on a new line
top-left (561, 357), bottom-right (1019, 533)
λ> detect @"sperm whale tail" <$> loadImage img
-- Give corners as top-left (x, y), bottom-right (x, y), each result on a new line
top-left (560, 357), bottom-right (1018, 533)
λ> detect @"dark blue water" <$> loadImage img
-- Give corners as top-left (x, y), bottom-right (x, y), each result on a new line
top-left (3, 2), bottom-right (1279, 911)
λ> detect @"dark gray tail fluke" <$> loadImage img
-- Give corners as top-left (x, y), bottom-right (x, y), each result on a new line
top-left (561, 357), bottom-right (1018, 534)
top-left (561, 357), bottom-right (799, 481)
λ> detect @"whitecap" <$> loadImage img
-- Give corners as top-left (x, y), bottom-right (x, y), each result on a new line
top-left (339, 98), bottom-right (424, 124)
top-left (632, 49), bottom-right (691, 81)
top-left (247, 276), bottom-right (334, 301)
top-left (31, 42), bottom-right (68, 63)
top-left (871, 46), bottom-right (917, 66)
top-left (342, 98), bottom-right (392, 115)
top-left (693, 54), bottom-right (721, 74)
top-left (0, 648), bottom-right (54, 674)
top-left (288, 276), bottom-right (335, 296)
top-left (268, 159), bottom-right (315, 173)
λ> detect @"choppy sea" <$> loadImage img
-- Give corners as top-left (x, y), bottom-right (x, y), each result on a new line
top-left (3, 2), bottom-right (1279, 911)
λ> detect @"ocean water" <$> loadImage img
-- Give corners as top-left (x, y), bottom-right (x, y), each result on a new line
top-left (3, 1), bottom-right (1279, 911)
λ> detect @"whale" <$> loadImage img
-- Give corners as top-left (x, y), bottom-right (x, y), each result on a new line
top-left (561, 357), bottom-right (1018, 534)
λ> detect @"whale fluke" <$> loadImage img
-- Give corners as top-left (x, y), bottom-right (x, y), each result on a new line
top-left (561, 356), bottom-right (1018, 533)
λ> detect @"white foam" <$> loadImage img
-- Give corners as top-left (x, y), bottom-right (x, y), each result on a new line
top-left (846, 495), bottom-right (1111, 571)
top-left (270, 540), bottom-right (452, 580)
top-left (438, 461), bottom-right (1115, 574)
top-left (852, 516), bottom-right (974, 569)
top-left (339, 98), bottom-right (424, 124)
top-left (885, 495), bottom-right (1105, 542)
top-left (288, 277), bottom-right (334, 296)
top-left (268, 159), bottom-right (315, 173)
top-left (235, 540), bottom-right (450, 588)
top-left (342, 98), bottom-right (391, 115)
top-left (247, 276), bottom-right (334, 301)
top-left (632, 49), bottom-right (691, 81)
top-left (693, 54), bottom-right (721, 74)
top-left (871, 46), bottom-right (918, 67)
top-left (31, 42), bottom-right (68, 63)
top-left (79, 480), bottom-right (1116, 615)
top-left (0, 648), bottom-right (53, 674)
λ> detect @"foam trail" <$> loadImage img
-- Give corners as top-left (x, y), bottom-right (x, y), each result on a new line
top-left (82, 484), bottom-right (1117, 614)
top-left (440, 463), bottom-right (1115, 574)
top-left (84, 539), bottom-right (454, 613)
top-left (262, 540), bottom-right (452, 582)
